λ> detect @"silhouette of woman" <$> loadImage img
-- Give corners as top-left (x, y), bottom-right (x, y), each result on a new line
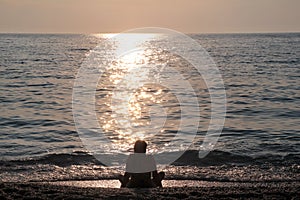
top-left (118, 140), bottom-right (165, 188)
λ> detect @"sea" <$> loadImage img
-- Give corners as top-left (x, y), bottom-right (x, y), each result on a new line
top-left (0, 32), bottom-right (299, 183)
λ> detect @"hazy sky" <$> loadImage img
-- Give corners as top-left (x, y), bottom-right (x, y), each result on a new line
top-left (0, 0), bottom-right (299, 33)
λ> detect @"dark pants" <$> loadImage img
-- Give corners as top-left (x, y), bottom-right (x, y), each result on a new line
top-left (119, 172), bottom-right (165, 188)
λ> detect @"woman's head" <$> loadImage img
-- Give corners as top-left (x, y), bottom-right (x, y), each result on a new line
top-left (134, 140), bottom-right (147, 153)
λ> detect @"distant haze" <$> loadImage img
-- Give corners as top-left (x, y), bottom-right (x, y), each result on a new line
top-left (0, 0), bottom-right (299, 33)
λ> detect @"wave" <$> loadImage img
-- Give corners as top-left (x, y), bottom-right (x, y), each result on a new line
top-left (173, 150), bottom-right (300, 166)
top-left (1, 150), bottom-right (299, 183)
top-left (1, 150), bottom-right (299, 167)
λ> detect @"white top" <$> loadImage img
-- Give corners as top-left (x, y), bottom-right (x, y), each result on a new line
top-left (125, 153), bottom-right (157, 173)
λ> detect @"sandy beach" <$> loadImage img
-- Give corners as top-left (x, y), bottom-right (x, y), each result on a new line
top-left (1, 180), bottom-right (299, 200)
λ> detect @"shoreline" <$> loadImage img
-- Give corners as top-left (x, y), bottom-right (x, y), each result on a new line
top-left (1, 180), bottom-right (299, 199)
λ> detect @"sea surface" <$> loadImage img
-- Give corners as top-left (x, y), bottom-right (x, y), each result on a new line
top-left (0, 32), bottom-right (299, 183)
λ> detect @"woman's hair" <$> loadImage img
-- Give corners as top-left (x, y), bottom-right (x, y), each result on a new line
top-left (134, 140), bottom-right (147, 153)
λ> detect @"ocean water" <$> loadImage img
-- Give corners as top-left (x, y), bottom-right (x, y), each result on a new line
top-left (0, 33), bottom-right (299, 183)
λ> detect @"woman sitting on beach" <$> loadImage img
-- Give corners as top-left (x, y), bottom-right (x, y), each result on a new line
top-left (118, 140), bottom-right (165, 188)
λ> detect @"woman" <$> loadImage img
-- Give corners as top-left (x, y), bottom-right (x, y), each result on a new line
top-left (118, 140), bottom-right (165, 188)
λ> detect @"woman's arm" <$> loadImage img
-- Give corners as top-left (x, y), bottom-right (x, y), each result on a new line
top-left (152, 170), bottom-right (159, 179)
top-left (123, 172), bottom-right (130, 186)
top-left (152, 170), bottom-right (164, 187)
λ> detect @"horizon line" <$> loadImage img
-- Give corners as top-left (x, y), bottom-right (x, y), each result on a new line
top-left (0, 30), bottom-right (299, 35)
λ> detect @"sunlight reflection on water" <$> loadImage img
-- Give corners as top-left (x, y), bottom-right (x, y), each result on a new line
top-left (74, 28), bottom-right (225, 167)
top-left (96, 33), bottom-right (177, 154)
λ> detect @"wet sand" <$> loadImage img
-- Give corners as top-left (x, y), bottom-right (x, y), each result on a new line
top-left (1, 180), bottom-right (299, 199)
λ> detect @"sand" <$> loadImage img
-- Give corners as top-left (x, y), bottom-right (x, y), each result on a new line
top-left (1, 180), bottom-right (299, 199)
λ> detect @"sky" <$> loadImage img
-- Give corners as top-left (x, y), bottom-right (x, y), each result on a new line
top-left (0, 0), bottom-right (299, 34)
